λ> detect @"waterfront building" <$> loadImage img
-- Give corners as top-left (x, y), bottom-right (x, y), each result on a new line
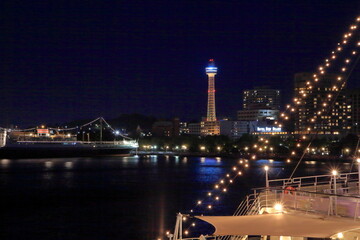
top-left (294, 72), bottom-right (351, 135)
top-left (179, 122), bottom-right (189, 135)
top-left (200, 59), bottom-right (220, 136)
top-left (348, 88), bottom-right (360, 135)
top-left (249, 120), bottom-right (288, 136)
top-left (237, 109), bottom-right (279, 121)
top-left (219, 120), bottom-right (249, 139)
top-left (219, 120), bottom-right (286, 138)
top-left (236, 86), bottom-right (280, 135)
top-left (200, 121), bottom-right (220, 136)
top-left (188, 123), bottom-right (201, 135)
top-left (151, 118), bottom-right (180, 137)
top-left (243, 86), bottom-right (281, 110)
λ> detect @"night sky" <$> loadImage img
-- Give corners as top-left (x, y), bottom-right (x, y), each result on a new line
top-left (1, 1), bottom-right (360, 126)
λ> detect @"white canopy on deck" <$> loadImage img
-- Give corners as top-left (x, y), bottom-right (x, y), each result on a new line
top-left (196, 213), bottom-right (360, 238)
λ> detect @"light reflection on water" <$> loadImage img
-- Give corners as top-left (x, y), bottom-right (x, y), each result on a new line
top-left (0, 155), bottom-right (350, 240)
top-left (1, 159), bottom-right (10, 168)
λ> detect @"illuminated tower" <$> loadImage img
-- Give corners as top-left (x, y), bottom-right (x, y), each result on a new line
top-left (206, 59), bottom-right (217, 121)
top-left (201, 59), bottom-right (220, 136)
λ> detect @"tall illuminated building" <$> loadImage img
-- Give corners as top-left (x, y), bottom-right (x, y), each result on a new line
top-left (201, 59), bottom-right (220, 135)
top-left (293, 72), bottom-right (351, 135)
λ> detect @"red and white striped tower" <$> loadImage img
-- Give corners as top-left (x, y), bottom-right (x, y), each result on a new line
top-left (202, 59), bottom-right (220, 136)
top-left (206, 59), bottom-right (217, 121)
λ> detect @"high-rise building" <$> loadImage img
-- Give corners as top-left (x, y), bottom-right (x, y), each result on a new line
top-left (237, 86), bottom-right (280, 128)
top-left (243, 86), bottom-right (281, 110)
top-left (201, 59), bottom-right (220, 135)
top-left (348, 88), bottom-right (360, 135)
top-left (293, 72), bottom-right (351, 135)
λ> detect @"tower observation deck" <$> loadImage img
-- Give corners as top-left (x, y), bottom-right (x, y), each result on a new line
top-left (206, 59), bottom-right (217, 121)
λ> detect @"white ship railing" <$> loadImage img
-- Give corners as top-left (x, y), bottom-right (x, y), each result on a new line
top-left (218, 172), bottom-right (360, 240)
top-left (170, 172), bottom-right (360, 240)
top-left (267, 172), bottom-right (360, 190)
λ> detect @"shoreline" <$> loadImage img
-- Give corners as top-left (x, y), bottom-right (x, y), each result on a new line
top-left (136, 151), bottom-right (355, 161)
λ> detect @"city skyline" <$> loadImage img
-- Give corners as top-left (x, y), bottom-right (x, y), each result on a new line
top-left (2, 1), bottom-right (360, 126)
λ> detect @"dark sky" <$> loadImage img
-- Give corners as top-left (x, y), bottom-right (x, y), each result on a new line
top-left (1, 0), bottom-right (360, 126)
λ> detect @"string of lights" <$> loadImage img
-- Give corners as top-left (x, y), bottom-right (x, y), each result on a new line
top-left (178, 158), bottom-right (250, 238)
top-left (53, 117), bottom-right (102, 131)
top-left (1, 117), bottom-right (133, 140)
top-left (166, 15), bottom-right (360, 240)
top-left (10, 127), bottom-right (37, 132)
top-left (287, 37), bottom-right (360, 181)
top-left (100, 117), bottom-right (132, 140)
top-left (275, 16), bottom-right (360, 131)
top-left (241, 15), bottom-right (360, 166)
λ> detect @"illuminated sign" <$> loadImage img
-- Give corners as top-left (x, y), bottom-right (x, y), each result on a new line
top-left (37, 129), bottom-right (49, 134)
top-left (256, 127), bottom-right (282, 132)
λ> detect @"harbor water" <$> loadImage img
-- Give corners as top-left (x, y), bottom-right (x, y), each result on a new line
top-left (0, 155), bottom-right (351, 240)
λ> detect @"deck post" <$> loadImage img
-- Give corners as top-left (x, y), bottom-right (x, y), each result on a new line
top-left (330, 170), bottom-right (338, 216)
top-left (173, 213), bottom-right (183, 240)
top-left (357, 158), bottom-right (360, 194)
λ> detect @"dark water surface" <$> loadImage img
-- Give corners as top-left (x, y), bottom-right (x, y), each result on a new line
top-left (0, 155), bottom-right (351, 240)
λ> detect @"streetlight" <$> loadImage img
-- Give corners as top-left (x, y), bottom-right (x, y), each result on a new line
top-left (264, 166), bottom-right (269, 188)
top-left (264, 165), bottom-right (270, 208)
top-left (332, 169), bottom-right (338, 215)
top-left (273, 203), bottom-right (283, 213)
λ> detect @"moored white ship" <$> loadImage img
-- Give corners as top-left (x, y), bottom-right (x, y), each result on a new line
top-left (0, 118), bottom-right (138, 158)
